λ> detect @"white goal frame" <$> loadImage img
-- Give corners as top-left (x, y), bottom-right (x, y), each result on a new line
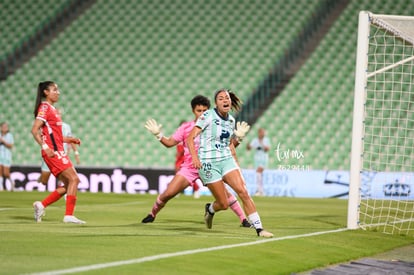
top-left (348, 11), bottom-right (414, 233)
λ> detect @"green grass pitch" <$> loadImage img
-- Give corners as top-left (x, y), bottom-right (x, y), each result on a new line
top-left (0, 191), bottom-right (412, 274)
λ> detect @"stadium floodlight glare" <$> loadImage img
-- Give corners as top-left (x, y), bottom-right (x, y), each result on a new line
top-left (348, 11), bottom-right (414, 236)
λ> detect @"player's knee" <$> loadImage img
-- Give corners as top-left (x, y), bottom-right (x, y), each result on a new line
top-left (68, 174), bottom-right (80, 186)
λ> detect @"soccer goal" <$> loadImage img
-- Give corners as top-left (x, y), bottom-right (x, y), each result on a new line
top-left (348, 11), bottom-right (414, 236)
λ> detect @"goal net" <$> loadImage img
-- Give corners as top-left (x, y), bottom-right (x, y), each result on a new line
top-left (348, 11), bottom-right (414, 236)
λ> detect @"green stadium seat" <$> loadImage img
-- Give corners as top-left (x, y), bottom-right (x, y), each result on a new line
top-left (3, 0), bottom-right (414, 169)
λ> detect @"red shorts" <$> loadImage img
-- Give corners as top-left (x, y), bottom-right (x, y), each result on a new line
top-left (42, 150), bottom-right (73, 177)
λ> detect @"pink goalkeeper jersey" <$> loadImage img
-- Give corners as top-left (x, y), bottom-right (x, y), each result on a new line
top-left (172, 120), bottom-right (199, 168)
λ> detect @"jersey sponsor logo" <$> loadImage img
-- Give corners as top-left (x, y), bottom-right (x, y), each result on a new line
top-left (214, 129), bottom-right (230, 150)
top-left (219, 129), bottom-right (230, 140)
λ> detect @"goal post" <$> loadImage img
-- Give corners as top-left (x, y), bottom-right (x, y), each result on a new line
top-left (348, 11), bottom-right (414, 235)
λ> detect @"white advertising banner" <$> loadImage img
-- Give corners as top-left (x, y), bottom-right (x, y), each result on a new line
top-left (239, 169), bottom-right (413, 199)
top-left (8, 166), bottom-right (414, 199)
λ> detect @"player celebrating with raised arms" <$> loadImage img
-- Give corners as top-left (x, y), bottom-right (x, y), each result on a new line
top-left (142, 95), bottom-right (251, 228)
top-left (187, 89), bottom-right (273, 237)
top-left (31, 81), bottom-right (85, 224)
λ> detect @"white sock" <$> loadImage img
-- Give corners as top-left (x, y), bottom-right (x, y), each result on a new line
top-left (4, 177), bottom-right (13, 191)
top-left (9, 178), bottom-right (15, 190)
top-left (248, 212), bottom-right (263, 230)
top-left (256, 172), bottom-right (263, 193)
top-left (208, 203), bottom-right (215, 214)
top-left (0, 177), bottom-right (3, 191)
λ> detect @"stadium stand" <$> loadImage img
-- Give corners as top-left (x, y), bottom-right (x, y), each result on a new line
top-left (1, 0), bottom-right (413, 171)
top-left (238, 0), bottom-right (414, 170)
top-left (0, 0), bottom-right (66, 59)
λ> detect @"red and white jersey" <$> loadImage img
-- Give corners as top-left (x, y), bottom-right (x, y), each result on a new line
top-left (36, 102), bottom-right (64, 152)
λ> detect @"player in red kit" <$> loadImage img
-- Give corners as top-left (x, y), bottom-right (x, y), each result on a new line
top-left (31, 81), bottom-right (85, 224)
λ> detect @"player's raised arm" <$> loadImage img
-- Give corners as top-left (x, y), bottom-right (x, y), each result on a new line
top-left (144, 118), bottom-right (178, 148)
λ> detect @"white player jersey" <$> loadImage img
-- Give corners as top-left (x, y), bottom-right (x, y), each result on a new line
top-left (250, 137), bottom-right (270, 164)
top-left (195, 108), bottom-right (235, 161)
top-left (62, 122), bottom-right (72, 152)
top-left (0, 132), bottom-right (14, 161)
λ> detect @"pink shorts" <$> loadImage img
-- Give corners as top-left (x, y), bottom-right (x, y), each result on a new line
top-left (176, 165), bottom-right (200, 187)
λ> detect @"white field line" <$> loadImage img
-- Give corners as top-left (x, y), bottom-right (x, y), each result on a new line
top-left (26, 228), bottom-right (348, 275)
top-left (0, 201), bottom-right (143, 212)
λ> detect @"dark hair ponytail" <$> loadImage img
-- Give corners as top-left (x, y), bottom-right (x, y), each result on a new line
top-left (229, 91), bottom-right (242, 112)
top-left (34, 81), bottom-right (54, 118)
top-left (214, 89), bottom-right (243, 113)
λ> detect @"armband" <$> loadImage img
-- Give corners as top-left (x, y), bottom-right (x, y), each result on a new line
top-left (75, 151), bottom-right (80, 155)
top-left (42, 144), bottom-right (49, 150)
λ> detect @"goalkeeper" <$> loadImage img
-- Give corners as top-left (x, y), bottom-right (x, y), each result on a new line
top-left (142, 95), bottom-right (251, 228)
top-left (187, 89), bottom-right (273, 238)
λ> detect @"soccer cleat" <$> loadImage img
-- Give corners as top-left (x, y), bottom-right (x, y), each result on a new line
top-left (257, 229), bottom-right (274, 238)
top-left (141, 214), bottom-right (155, 223)
top-left (33, 201), bottom-right (45, 223)
top-left (63, 215), bottom-right (86, 224)
top-left (204, 203), bottom-right (214, 229)
top-left (241, 219), bottom-right (252, 228)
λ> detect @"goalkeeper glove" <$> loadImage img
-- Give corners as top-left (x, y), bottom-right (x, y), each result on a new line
top-left (145, 119), bottom-right (163, 140)
top-left (233, 121), bottom-right (250, 142)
